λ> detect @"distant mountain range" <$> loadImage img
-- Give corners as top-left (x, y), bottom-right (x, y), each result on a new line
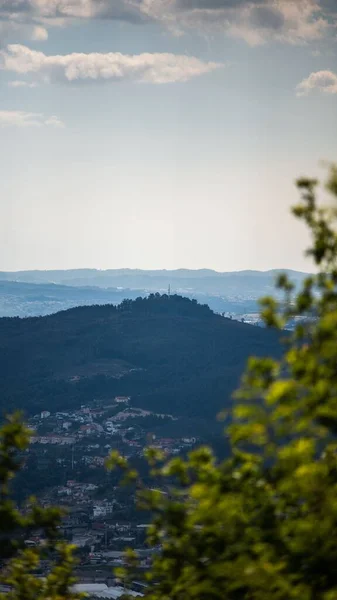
top-left (0, 268), bottom-right (309, 318)
top-left (0, 268), bottom-right (309, 293)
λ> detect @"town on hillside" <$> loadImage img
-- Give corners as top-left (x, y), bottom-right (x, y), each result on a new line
top-left (17, 395), bottom-right (199, 594)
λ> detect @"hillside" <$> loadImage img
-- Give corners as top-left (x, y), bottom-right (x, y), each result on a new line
top-left (0, 294), bottom-right (282, 423)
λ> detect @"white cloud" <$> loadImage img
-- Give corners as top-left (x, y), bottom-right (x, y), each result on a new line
top-left (0, 0), bottom-right (147, 44)
top-left (43, 114), bottom-right (65, 127)
top-left (7, 78), bottom-right (37, 86)
top-left (129, 0), bottom-right (334, 46)
top-left (145, 0), bottom-right (331, 46)
top-left (296, 70), bottom-right (337, 95)
top-left (0, 44), bottom-right (221, 84)
top-left (227, 1), bottom-right (329, 46)
top-left (0, 109), bottom-right (65, 127)
top-left (31, 25), bottom-right (48, 40)
top-left (0, 0), bottom-right (151, 29)
top-left (0, 0), bottom-right (335, 46)
top-left (0, 20), bottom-right (45, 45)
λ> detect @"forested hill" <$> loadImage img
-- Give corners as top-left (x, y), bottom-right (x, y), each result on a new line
top-left (0, 294), bottom-right (281, 421)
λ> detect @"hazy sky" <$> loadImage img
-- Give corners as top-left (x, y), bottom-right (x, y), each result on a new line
top-left (1, 0), bottom-right (337, 272)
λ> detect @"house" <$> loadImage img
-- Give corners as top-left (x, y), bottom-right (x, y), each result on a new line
top-left (106, 421), bottom-right (117, 433)
top-left (80, 423), bottom-right (103, 435)
top-left (58, 487), bottom-right (72, 496)
top-left (92, 456), bottom-right (105, 467)
top-left (82, 483), bottom-right (98, 491)
top-left (30, 435), bottom-right (75, 445)
top-left (90, 408), bottom-right (106, 417)
top-left (115, 396), bottom-right (130, 404)
top-left (182, 437), bottom-right (197, 445)
top-left (41, 411), bottom-right (50, 419)
top-left (93, 502), bottom-right (114, 518)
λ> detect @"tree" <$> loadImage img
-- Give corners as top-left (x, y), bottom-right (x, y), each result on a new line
top-left (109, 164), bottom-right (337, 600)
top-left (0, 414), bottom-right (80, 600)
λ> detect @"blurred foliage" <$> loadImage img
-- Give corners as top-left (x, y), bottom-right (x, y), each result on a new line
top-left (0, 414), bottom-right (80, 600)
top-left (108, 164), bottom-right (337, 599)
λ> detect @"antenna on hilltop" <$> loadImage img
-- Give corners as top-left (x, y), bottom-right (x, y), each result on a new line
top-left (168, 284), bottom-right (171, 297)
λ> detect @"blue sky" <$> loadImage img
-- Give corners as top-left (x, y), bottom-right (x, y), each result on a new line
top-left (1, 0), bottom-right (336, 272)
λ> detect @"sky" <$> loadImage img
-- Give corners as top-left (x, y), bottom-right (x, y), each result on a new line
top-left (0, 0), bottom-right (337, 273)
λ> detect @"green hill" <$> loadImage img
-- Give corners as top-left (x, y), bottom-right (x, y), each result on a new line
top-left (0, 294), bottom-right (281, 422)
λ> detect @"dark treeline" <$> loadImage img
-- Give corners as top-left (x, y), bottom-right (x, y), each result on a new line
top-left (0, 294), bottom-right (282, 422)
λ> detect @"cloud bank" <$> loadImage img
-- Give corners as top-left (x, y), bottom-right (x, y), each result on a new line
top-left (297, 70), bottom-right (337, 96)
top-left (0, 44), bottom-right (221, 84)
top-left (0, 109), bottom-right (64, 127)
top-left (0, 0), bottom-right (335, 46)
top-left (0, 0), bottom-right (147, 21)
top-left (165, 0), bottom-right (332, 45)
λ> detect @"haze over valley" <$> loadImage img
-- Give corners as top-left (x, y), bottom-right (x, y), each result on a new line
top-left (0, 267), bottom-right (308, 318)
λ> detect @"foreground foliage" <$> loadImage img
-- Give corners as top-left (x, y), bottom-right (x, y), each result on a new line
top-left (0, 414), bottom-right (79, 600)
top-left (109, 164), bottom-right (337, 600)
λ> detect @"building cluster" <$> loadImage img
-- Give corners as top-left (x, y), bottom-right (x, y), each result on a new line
top-left (22, 394), bottom-right (199, 585)
top-left (27, 398), bottom-right (192, 457)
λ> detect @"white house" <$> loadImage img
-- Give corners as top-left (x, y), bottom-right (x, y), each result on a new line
top-left (93, 503), bottom-right (114, 518)
top-left (115, 396), bottom-right (130, 404)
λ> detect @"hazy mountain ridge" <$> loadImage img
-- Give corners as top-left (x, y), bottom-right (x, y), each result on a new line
top-left (0, 279), bottom-right (260, 318)
top-left (0, 267), bottom-right (309, 285)
top-left (0, 280), bottom-right (143, 317)
top-left (0, 268), bottom-right (309, 318)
